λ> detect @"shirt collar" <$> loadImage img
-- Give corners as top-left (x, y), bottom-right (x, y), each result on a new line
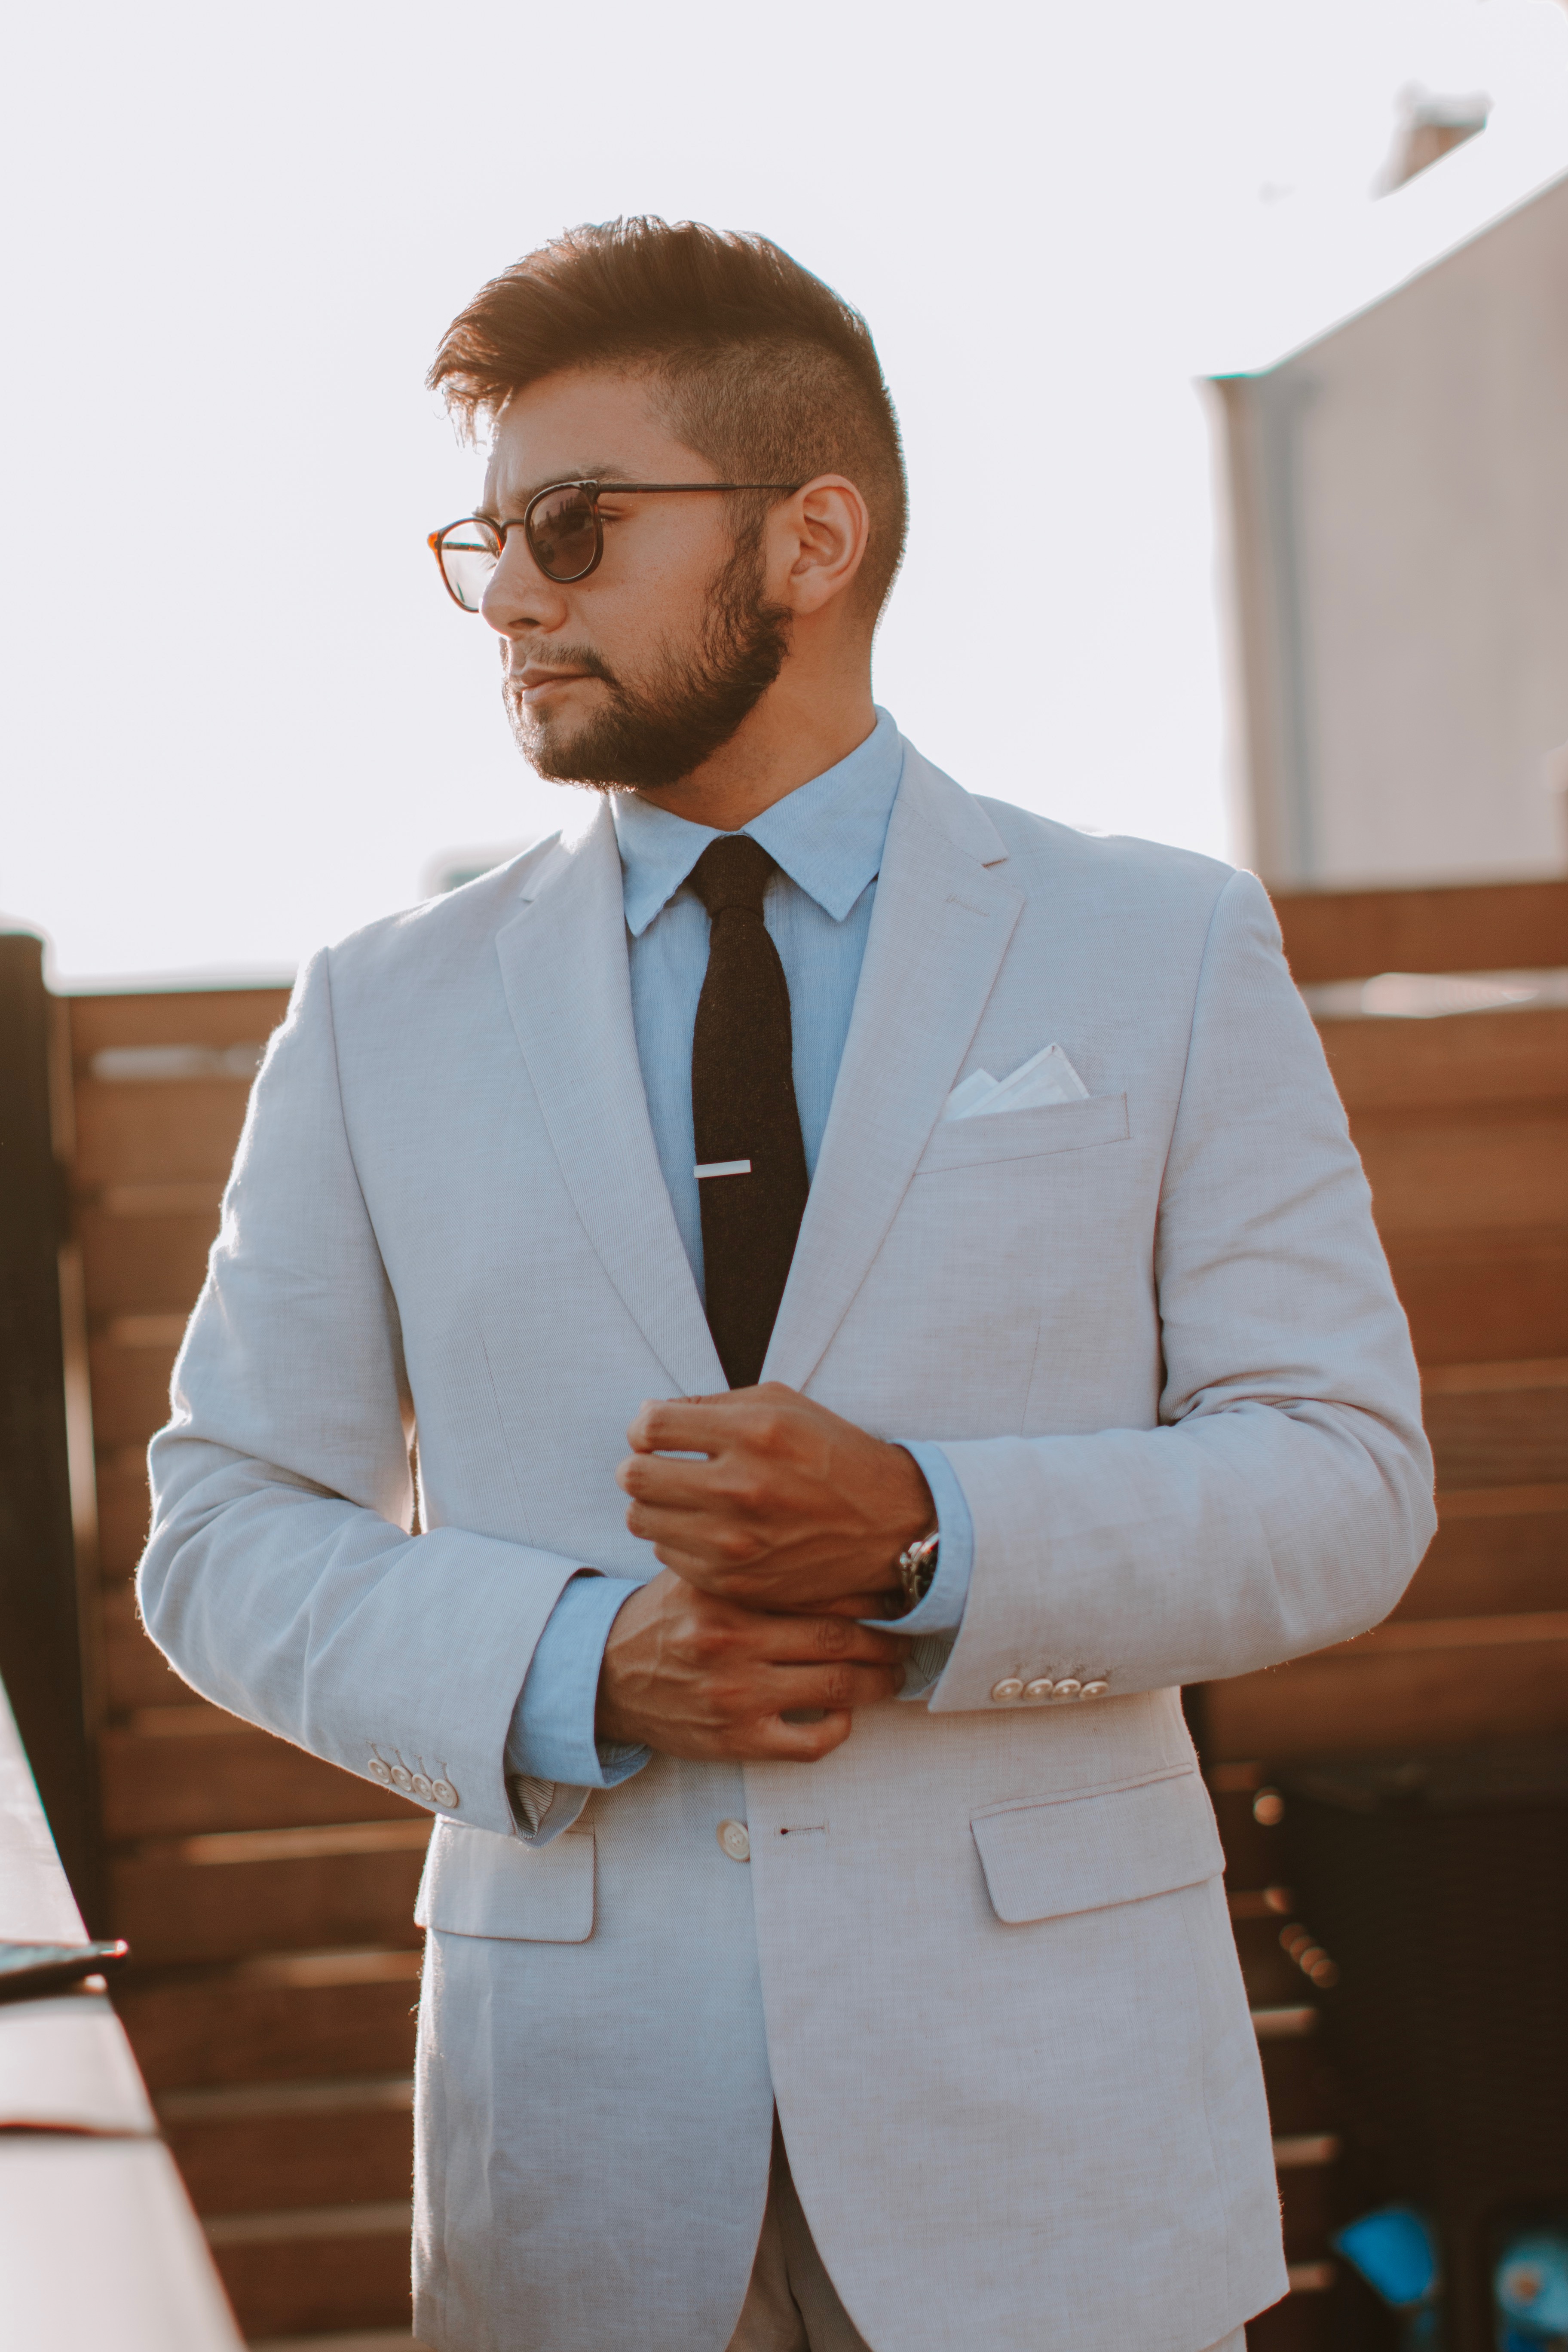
top-left (611, 705), bottom-right (905, 938)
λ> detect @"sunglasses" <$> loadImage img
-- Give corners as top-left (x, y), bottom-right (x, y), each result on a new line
top-left (429, 478), bottom-right (800, 609)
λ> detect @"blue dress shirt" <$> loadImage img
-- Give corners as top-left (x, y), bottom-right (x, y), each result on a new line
top-left (505, 708), bottom-right (974, 1791)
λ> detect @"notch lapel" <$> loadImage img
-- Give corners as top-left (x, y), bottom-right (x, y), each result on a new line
top-left (494, 808), bottom-right (724, 1399)
top-left (762, 751), bottom-right (1023, 1393)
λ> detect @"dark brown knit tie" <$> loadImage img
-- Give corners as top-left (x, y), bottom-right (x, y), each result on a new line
top-left (689, 836), bottom-right (810, 1388)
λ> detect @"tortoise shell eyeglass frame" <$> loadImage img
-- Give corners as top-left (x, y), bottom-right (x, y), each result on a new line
top-left (428, 478), bottom-right (802, 609)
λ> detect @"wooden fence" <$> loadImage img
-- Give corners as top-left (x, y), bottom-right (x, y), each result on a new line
top-left (32, 870), bottom-right (1568, 2344)
top-left (66, 982), bottom-right (426, 2344)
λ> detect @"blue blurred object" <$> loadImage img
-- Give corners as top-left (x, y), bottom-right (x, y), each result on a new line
top-left (1495, 2228), bottom-right (1568, 2348)
top-left (1335, 2205), bottom-right (1442, 2309)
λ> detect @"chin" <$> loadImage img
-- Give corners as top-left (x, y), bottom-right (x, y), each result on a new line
top-left (516, 717), bottom-right (611, 790)
top-left (511, 707), bottom-right (570, 771)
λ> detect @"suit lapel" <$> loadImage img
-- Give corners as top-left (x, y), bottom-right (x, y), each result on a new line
top-left (763, 750), bottom-right (1023, 1392)
top-left (494, 807), bottom-right (724, 1399)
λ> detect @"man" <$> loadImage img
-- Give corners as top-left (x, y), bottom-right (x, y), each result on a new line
top-left (141, 218), bottom-right (1435, 2352)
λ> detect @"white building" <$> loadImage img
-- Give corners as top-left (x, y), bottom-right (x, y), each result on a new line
top-left (1211, 158), bottom-right (1568, 890)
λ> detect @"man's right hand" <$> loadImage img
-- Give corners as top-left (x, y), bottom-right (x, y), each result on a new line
top-left (595, 1569), bottom-right (910, 1763)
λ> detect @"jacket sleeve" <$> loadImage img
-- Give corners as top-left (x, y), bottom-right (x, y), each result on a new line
top-left (138, 948), bottom-right (590, 1839)
top-left (925, 867), bottom-right (1436, 1714)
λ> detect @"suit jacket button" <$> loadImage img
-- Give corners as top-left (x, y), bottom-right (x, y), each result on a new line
top-left (990, 1678), bottom-right (1025, 1703)
top-left (368, 1757), bottom-right (392, 1782)
top-left (1054, 1679), bottom-right (1083, 1700)
top-left (1081, 1681), bottom-right (1109, 1699)
top-left (1024, 1678), bottom-right (1055, 1700)
top-left (410, 1773), bottom-right (434, 1801)
top-left (389, 1765), bottom-right (413, 1794)
top-left (432, 1779), bottom-right (459, 1808)
top-left (717, 1819), bottom-right (751, 1862)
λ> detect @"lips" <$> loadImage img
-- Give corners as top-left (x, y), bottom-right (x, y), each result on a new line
top-left (518, 666), bottom-right (589, 697)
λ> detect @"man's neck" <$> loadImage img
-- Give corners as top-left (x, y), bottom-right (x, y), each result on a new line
top-left (632, 671), bottom-right (878, 831)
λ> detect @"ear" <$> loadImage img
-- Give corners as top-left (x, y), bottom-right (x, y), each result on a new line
top-left (766, 475), bottom-right (870, 617)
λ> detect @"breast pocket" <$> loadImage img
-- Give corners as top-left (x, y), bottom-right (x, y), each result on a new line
top-left (835, 1090), bottom-right (1137, 1432)
top-left (916, 1090), bottom-right (1130, 1176)
top-left (415, 1817), bottom-right (595, 1943)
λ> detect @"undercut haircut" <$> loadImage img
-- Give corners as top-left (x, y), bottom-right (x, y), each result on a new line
top-left (429, 217), bottom-right (908, 623)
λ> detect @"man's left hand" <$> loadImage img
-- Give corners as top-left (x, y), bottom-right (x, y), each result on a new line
top-left (617, 1384), bottom-right (935, 1617)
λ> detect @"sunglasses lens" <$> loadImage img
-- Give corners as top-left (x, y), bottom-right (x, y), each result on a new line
top-left (527, 485), bottom-right (600, 581)
top-left (437, 518), bottom-right (502, 611)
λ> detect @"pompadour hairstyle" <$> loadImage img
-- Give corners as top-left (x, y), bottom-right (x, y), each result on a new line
top-left (428, 217), bottom-right (908, 622)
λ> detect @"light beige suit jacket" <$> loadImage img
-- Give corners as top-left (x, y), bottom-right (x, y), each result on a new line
top-left (141, 744), bottom-right (1435, 2352)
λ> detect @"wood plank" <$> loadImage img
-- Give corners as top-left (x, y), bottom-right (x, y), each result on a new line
top-left (1206, 1616), bottom-right (1568, 1761)
top-left (1250, 2293), bottom-right (1335, 2352)
top-left (1354, 1113), bottom-right (1568, 1237)
top-left (78, 1203), bottom-right (218, 1320)
top-left (1389, 1504), bottom-right (1568, 1620)
top-left (101, 1719), bottom-right (425, 1840)
top-left (1259, 2036), bottom-right (1341, 2138)
top-left (207, 2217), bottom-right (410, 2340)
top-left (101, 1583), bottom-right (202, 1711)
top-left (1424, 1381), bottom-right (1568, 1491)
top-left (89, 1333), bottom-right (180, 1449)
top-left (110, 1827), bottom-right (429, 1966)
top-left (1384, 1230), bottom-right (1568, 1366)
top-left (1421, 1357), bottom-right (1568, 1392)
top-left (98, 1454), bottom-right (155, 1579)
top-left (115, 1954), bottom-right (421, 2092)
top-left (1271, 877), bottom-right (1568, 985)
top-left (160, 2081), bottom-right (413, 2216)
top-left (69, 989), bottom-right (291, 1059)
top-left (1321, 1003), bottom-right (1568, 1113)
top-left (74, 1080), bottom-right (253, 1188)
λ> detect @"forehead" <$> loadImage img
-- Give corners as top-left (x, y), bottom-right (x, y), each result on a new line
top-left (483, 368), bottom-right (704, 508)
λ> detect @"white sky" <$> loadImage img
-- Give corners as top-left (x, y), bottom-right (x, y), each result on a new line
top-left (6, 0), bottom-right (1568, 985)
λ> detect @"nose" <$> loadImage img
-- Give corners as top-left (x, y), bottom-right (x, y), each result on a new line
top-left (479, 527), bottom-right (569, 638)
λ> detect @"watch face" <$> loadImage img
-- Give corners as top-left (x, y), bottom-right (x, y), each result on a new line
top-left (899, 1533), bottom-right (938, 1608)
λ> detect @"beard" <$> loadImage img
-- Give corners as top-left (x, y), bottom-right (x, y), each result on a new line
top-left (502, 530), bottom-right (792, 793)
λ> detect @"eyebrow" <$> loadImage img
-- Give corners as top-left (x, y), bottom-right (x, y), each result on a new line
top-left (488, 462), bottom-right (638, 521)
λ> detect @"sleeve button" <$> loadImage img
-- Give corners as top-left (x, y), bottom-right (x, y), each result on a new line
top-left (367, 1757), bottom-right (392, 1783)
top-left (990, 1678), bottom-right (1025, 1703)
top-left (410, 1773), bottom-right (434, 1801)
top-left (1024, 1678), bottom-right (1055, 1700)
top-left (431, 1779), bottom-right (459, 1808)
top-left (1054, 1679), bottom-right (1083, 1701)
top-left (389, 1765), bottom-right (413, 1794)
top-left (1081, 1681), bottom-right (1109, 1699)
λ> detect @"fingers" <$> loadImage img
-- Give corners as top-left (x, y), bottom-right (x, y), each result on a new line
top-left (756, 1659), bottom-right (905, 1712)
top-left (747, 1610), bottom-right (908, 1666)
top-left (616, 1455), bottom-right (721, 1514)
top-left (625, 1383), bottom-right (799, 1457)
top-left (747, 1709), bottom-right (854, 1763)
top-left (625, 1396), bottom-right (731, 1457)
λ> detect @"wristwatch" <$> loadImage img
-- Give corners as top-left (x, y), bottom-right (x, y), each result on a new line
top-left (895, 1529), bottom-right (940, 1611)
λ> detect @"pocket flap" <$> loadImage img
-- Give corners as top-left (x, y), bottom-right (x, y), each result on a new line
top-left (919, 1091), bottom-right (1129, 1173)
top-left (415, 1818), bottom-right (595, 1943)
top-left (971, 1767), bottom-right (1222, 1925)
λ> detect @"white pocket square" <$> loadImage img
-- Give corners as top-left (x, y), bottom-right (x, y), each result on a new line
top-left (942, 1043), bottom-right (1089, 1121)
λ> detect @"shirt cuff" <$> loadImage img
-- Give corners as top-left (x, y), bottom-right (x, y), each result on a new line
top-left (505, 1571), bottom-right (650, 1791)
top-left (864, 1441), bottom-right (974, 1634)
